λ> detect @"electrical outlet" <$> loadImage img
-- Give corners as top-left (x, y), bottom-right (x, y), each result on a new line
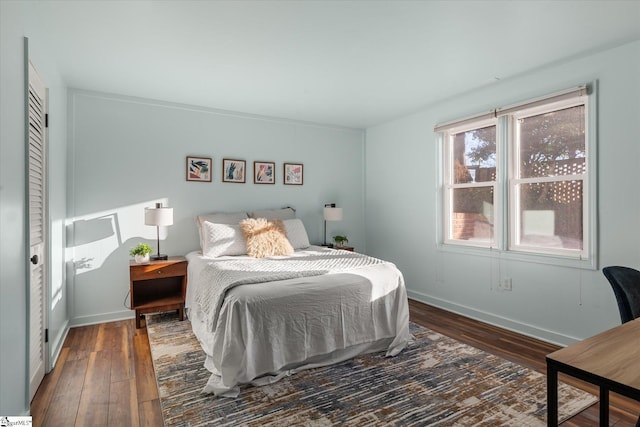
top-left (502, 278), bottom-right (512, 291)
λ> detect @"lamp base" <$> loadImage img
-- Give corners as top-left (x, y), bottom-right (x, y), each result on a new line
top-left (151, 254), bottom-right (169, 261)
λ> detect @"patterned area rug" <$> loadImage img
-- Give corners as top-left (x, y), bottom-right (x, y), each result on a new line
top-left (146, 313), bottom-right (596, 426)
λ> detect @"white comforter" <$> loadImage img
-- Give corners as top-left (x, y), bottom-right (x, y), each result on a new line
top-left (185, 246), bottom-right (411, 397)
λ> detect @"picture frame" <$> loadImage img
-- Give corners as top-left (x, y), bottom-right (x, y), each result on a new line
top-left (186, 156), bottom-right (212, 182)
top-left (254, 161), bottom-right (275, 184)
top-left (284, 163), bottom-right (303, 185)
top-left (222, 159), bottom-right (246, 183)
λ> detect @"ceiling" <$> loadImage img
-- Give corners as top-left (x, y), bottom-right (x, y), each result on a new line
top-left (31, 0), bottom-right (640, 129)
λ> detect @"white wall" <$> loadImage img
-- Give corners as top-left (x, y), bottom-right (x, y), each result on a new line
top-left (27, 20), bottom-right (70, 377)
top-left (365, 40), bottom-right (640, 345)
top-left (0, 1), bottom-right (69, 416)
top-left (0, 2), bottom-right (29, 415)
top-left (67, 90), bottom-right (364, 325)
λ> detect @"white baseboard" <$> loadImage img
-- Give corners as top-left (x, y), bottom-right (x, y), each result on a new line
top-left (407, 289), bottom-right (579, 347)
top-left (69, 309), bottom-right (135, 328)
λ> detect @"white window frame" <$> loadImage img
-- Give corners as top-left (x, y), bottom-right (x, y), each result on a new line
top-left (442, 117), bottom-right (499, 249)
top-left (508, 97), bottom-right (589, 259)
top-left (436, 83), bottom-right (597, 269)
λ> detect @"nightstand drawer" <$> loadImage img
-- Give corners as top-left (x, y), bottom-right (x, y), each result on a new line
top-left (130, 260), bottom-right (187, 281)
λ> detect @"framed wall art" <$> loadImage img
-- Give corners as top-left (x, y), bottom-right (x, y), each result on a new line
top-left (186, 156), bottom-right (212, 182)
top-left (254, 161), bottom-right (275, 184)
top-left (284, 163), bottom-right (303, 185)
top-left (222, 159), bottom-right (246, 183)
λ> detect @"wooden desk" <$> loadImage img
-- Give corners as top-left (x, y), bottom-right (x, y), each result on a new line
top-left (546, 318), bottom-right (640, 427)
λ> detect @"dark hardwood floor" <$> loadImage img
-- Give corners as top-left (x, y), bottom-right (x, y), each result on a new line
top-left (31, 299), bottom-right (640, 426)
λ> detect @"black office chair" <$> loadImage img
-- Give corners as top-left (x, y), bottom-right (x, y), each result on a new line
top-left (602, 266), bottom-right (640, 323)
top-left (602, 266), bottom-right (640, 427)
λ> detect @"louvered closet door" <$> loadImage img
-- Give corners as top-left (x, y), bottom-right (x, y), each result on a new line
top-left (28, 61), bottom-right (47, 402)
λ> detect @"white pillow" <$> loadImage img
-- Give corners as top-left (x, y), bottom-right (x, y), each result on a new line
top-left (195, 211), bottom-right (248, 250)
top-left (201, 222), bottom-right (247, 258)
top-left (248, 207), bottom-right (296, 220)
top-left (283, 219), bottom-right (310, 249)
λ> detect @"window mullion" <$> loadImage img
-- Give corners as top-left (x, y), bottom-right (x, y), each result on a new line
top-left (495, 115), bottom-right (509, 251)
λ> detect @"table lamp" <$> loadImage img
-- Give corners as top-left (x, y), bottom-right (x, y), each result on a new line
top-left (323, 203), bottom-right (343, 247)
top-left (144, 202), bottom-right (173, 260)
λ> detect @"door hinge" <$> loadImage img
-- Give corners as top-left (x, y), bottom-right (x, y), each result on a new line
top-left (45, 113), bottom-right (49, 128)
top-left (45, 328), bottom-right (49, 343)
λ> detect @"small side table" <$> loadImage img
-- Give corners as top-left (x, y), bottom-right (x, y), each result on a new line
top-left (335, 246), bottom-right (354, 252)
top-left (129, 256), bottom-right (187, 328)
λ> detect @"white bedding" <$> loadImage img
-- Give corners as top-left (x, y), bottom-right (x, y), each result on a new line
top-left (185, 245), bottom-right (411, 397)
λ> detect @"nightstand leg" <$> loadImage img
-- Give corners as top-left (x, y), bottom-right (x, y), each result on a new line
top-left (136, 310), bottom-right (141, 329)
top-left (179, 304), bottom-right (184, 321)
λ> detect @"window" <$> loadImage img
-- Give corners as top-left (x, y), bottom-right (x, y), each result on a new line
top-left (438, 85), bottom-right (595, 265)
top-left (443, 119), bottom-right (498, 248)
top-left (510, 101), bottom-right (587, 257)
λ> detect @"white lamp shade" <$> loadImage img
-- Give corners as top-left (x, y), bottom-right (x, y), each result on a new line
top-left (145, 206), bottom-right (174, 226)
top-left (323, 207), bottom-right (343, 221)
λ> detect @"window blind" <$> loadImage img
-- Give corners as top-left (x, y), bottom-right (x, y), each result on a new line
top-left (434, 84), bottom-right (589, 132)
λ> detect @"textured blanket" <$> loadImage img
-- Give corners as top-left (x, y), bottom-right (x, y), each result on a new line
top-left (193, 248), bottom-right (386, 332)
top-left (185, 247), bottom-right (410, 396)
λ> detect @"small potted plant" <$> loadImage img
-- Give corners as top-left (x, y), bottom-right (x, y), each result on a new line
top-left (333, 235), bottom-right (349, 248)
top-left (130, 243), bottom-right (153, 264)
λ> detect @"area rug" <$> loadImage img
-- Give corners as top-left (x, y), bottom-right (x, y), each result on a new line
top-left (146, 313), bottom-right (596, 426)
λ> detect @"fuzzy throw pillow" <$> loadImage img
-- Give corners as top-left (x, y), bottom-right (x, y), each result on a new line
top-left (240, 218), bottom-right (294, 258)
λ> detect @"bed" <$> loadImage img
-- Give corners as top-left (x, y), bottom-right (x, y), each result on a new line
top-left (185, 209), bottom-right (411, 397)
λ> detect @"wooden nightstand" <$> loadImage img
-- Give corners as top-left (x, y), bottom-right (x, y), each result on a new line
top-left (335, 246), bottom-right (354, 252)
top-left (129, 256), bottom-right (187, 328)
